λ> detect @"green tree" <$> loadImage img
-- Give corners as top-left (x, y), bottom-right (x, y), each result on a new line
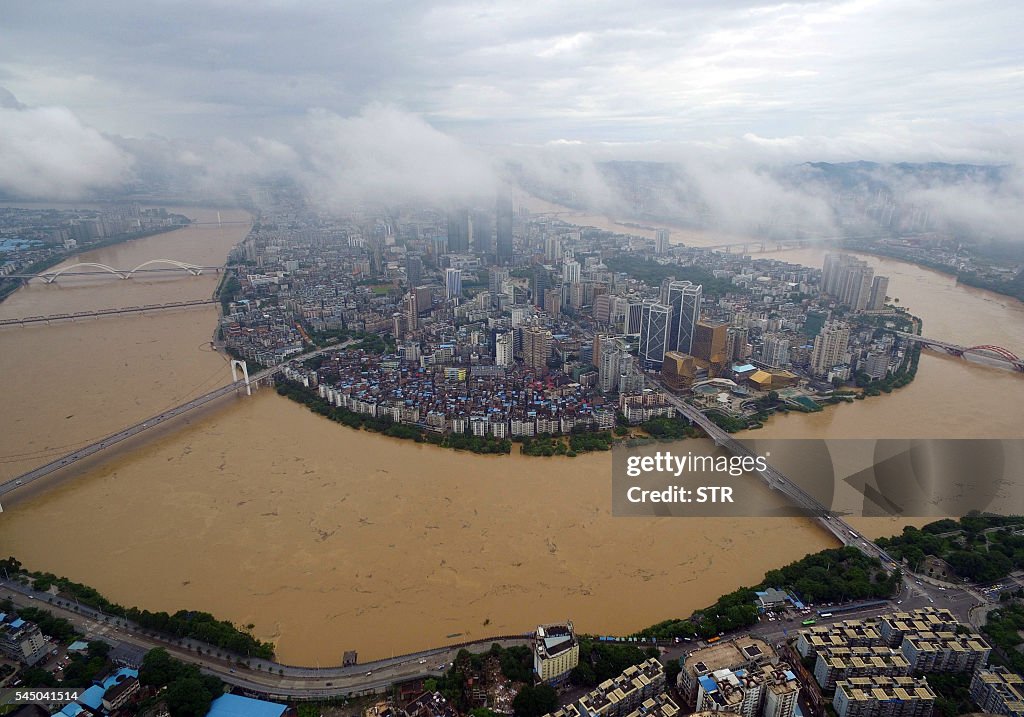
top-left (513, 684), bottom-right (558, 717)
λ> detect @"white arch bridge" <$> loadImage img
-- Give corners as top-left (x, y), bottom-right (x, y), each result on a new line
top-left (10, 259), bottom-right (224, 283)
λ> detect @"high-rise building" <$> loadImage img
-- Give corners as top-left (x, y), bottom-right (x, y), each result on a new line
top-left (496, 196), bottom-right (514, 264)
top-left (834, 677), bottom-right (934, 717)
top-left (693, 320), bottom-right (728, 364)
top-left (445, 268), bottom-right (462, 301)
top-left (495, 332), bottom-right (514, 367)
top-left (563, 259), bottom-right (581, 285)
top-left (662, 351), bottom-right (697, 391)
top-left (490, 267), bottom-right (510, 307)
top-left (726, 326), bottom-right (750, 361)
top-left (544, 235), bottom-right (562, 262)
top-left (404, 292), bottom-right (419, 331)
top-left (523, 324), bottom-right (553, 373)
top-left (625, 298), bottom-right (644, 334)
top-left (762, 334), bottom-right (791, 368)
top-left (811, 321), bottom-right (851, 377)
top-left (654, 228), bottom-right (670, 254)
top-left (447, 209), bottom-right (470, 253)
top-left (864, 351), bottom-right (890, 379)
top-left (534, 622), bottom-right (580, 685)
top-left (970, 666), bottom-right (1024, 717)
top-left (596, 336), bottom-right (632, 393)
top-left (869, 276), bottom-right (889, 311)
top-left (639, 302), bottom-right (671, 368)
top-left (593, 295), bottom-right (613, 325)
top-left (666, 281), bottom-right (703, 354)
top-left (414, 286), bottom-right (433, 315)
top-left (472, 210), bottom-right (492, 255)
top-left (405, 255), bottom-right (422, 288)
top-left (532, 266), bottom-right (551, 309)
top-left (822, 254), bottom-right (886, 312)
top-left (544, 288), bottom-right (562, 316)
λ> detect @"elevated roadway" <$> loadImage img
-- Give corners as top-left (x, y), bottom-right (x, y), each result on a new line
top-left (0, 300), bottom-right (217, 326)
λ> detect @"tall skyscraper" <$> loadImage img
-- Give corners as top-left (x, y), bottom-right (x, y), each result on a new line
top-left (445, 268), bottom-right (462, 301)
top-left (447, 209), bottom-right (470, 253)
top-left (810, 321), bottom-right (851, 377)
top-left (639, 301), bottom-right (671, 368)
top-left (496, 196), bottom-right (514, 264)
top-left (666, 281), bottom-right (703, 355)
top-left (471, 210), bottom-right (492, 255)
top-left (654, 228), bottom-right (670, 254)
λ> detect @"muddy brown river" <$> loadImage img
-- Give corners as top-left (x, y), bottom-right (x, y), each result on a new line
top-left (0, 204), bottom-right (1020, 664)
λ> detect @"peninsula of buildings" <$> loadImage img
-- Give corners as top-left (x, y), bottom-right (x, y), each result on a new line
top-left (217, 188), bottom-right (916, 446)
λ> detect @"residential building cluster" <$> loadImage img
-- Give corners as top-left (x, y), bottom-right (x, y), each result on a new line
top-left (794, 608), bottom-right (994, 717)
top-left (544, 658), bottom-right (673, 717)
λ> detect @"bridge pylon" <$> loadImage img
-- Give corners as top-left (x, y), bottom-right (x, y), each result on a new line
top-left (230, 359), bottom-right (252, 396)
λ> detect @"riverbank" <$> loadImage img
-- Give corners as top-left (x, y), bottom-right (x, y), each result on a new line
top-left (840, 242), bottom-right (1024, 303)
top-left (270, 338), bottom-right (922, 457)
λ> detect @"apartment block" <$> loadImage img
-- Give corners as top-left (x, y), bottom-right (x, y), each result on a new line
top-left (623, 693), bottom-right (681, 717)
top-left (970, 666), bottom-right (1024, 717)
top-left (878, 608), bottom-right (959, 647)
top-left (578, 658), bottom-right (665, 717)
top-left (900, 630), bottom-right (990, 673)
top-left (796, 620), bottom-right (883, 660)
top-left (813, 646), bottom-right (910, 691)
top-left (833, 676), bottom-right (935, 717)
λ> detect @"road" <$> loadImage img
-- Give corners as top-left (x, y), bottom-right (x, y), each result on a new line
top-left (0, 577), bottom-right (529, 700)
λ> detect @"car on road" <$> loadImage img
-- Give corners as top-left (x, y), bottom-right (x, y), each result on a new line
top-left (365, 671), bottom-right (372, 676)
top-left (418, 659), bottom-right (427, 664)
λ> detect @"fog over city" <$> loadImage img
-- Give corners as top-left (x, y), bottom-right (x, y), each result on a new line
top-left (1, 0), bottom-right (1022, 238)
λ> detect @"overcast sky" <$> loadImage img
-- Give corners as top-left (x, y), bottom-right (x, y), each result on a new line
top-left (2, 0), bottom-right (1021, 156)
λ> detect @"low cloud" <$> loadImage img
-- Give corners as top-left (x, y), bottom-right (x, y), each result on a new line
top-left (0, 89), bottom-right (133, 199)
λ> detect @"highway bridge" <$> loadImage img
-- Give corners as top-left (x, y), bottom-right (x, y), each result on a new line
top-left (700, 238), bottom-right (811, 253)
top-left (894, 331), bottom-right (1023, 372)
top-left (0, 345), bottom-right (344, 503)
top-left (0, 299), bottom-right (217, 326)
top-left (649, 378), bottom-right (897, 566)
top-left (7, 259), bottom-right (225, 283)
